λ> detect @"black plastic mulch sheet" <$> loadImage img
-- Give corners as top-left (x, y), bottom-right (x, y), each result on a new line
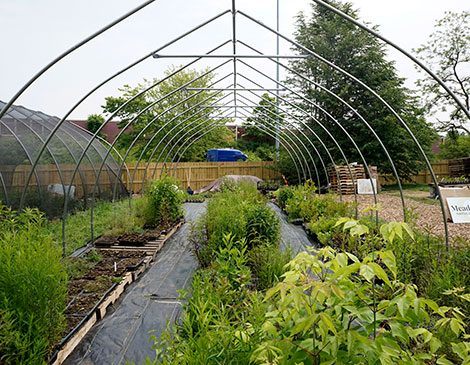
top-left (268, 202), bottom-right (315, 254)
top-left (64, 202), bottom-right (315, 364)
top-left (64, 203), bottom-right (204, 365)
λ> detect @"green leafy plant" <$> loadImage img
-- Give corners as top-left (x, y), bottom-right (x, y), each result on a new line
top-left (247, 244), bottom-right (291, 291)
top-left (189, 182), bottom-right (277, 267)
top-left (0, 205), bottom-right (67, 364)
top-left (245, 204), bottom-right (280, 248)
top-left (253, 247), bottom-right (470, 364)
top-left (136, 177), bottom-right (185, 229)
top-left (276, 186), bottom-right (294, 209)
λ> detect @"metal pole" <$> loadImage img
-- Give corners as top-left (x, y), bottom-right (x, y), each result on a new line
top-left (232, 0), bottom-right (237, 118)
top-left (275, 0), bottom-right (280, 158)
top-left (152, 54), bottom-right (310, 59)
top-left (17, 9), bottom-right (232, 211)
top-left (238, 9), bottom-right (448, 243)
top-left (0, 0), bottom-right (158, 121)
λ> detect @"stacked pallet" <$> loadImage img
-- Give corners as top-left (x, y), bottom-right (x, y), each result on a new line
top-left (328, 164), bottom-right (378, 195)
top-left (449, 157), bottom-right (470, 178)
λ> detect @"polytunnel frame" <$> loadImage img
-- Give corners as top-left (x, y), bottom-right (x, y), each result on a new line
top-left (135, 59), bottom-right (362, 207)
top-left (138, 89), bottom-right (313, 186)
top-left (158, 85), bottom-right (373, 222)
top-left (235, 48), bottom-right (407, 219)
top-left (167, 112), bottom-right (305, 184)
top-left (152, 91), bottom-right (318, 182)
top-left (157, 100), bottom-right (314, 183)
top-left (236, 62), bottom-right (385, 221)
top-left (1, 1), bottom-right (469, 252)
top-left (11, 8), bottom-right (233, 214)
top-left (235, 7), bottom-right (470, 246)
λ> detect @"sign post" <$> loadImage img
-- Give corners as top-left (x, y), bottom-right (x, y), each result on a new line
top-left (446, 197), bottom-right (470, 224)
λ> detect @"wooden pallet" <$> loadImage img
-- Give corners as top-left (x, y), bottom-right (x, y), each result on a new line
top-left (50, 219), bottom-right (185, 365)
top-left (96, 220), bottom-right (184, 256)
top-left (328, 164), bottom-right (365, 195)
top-left (449, 157), bottom-right (470, 177)
top-left (327, 165), bottom-right (378, 195)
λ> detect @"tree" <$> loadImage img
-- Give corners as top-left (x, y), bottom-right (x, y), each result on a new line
top-left (102, 67), bottom-right (234, 162)
top-left (235, 93), bottom-right (284, 161)
top-left (415, 11), bottom-right (470, 134)
top-left (86, 114), bottom-right (105, 135)
top-left (286, 0), bottom-right (437, 179)
top-left (438, 131), bottom-right (470, 160)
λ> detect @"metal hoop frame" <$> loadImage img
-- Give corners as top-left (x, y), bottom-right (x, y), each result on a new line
top-left (1, 1), bottom-right (468, 254)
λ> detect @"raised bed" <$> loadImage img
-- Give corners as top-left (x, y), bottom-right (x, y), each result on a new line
top-left (50, 219), bottom-right (185, 365)
top-left (185, 198), bottom-right (206, 203)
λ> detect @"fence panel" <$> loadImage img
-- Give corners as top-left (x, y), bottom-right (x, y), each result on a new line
top-left (378, 160), bottom-right (450, 186)
top-left (123, 161), bottom-right (279, 192)
top-left (5, 160), bottom-right (450, 195)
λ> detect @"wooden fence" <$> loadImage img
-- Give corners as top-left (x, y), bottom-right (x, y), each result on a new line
top-left (4, 164), bottom-right (118, 197)
top-left (1, 161), bottom-right (279, 196)
top-left (122, 161), bottom-right (279, 192)
top-left (378, 160), bottom-right (450, 186)
top-left (2, 160), bottom-right (453, 196)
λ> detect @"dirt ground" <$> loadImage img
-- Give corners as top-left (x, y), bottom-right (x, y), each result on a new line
top-left (339, 193), bottom-right (470, 243)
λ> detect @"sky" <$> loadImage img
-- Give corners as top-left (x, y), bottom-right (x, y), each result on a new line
top-left (0, 0), bottom-right (468, 121)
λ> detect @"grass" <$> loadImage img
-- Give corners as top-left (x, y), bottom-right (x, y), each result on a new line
top-left (381, 183), bottom-right (440, 206)
top-left (382, 191), bottom-right (441, 206)
top-left (381, 183), bottom-right (429, 192)
top-left (0, 207), bottom-right (67, 364)
top-left (46, 199), bottom-right (135, 256)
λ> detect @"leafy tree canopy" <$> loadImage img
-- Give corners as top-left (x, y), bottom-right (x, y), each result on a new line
top-left (86, 114), bottom-right (106, 137)
top-left (438, 132), bottom-right (470, 160)
top-left (415, 11), bottom-right (470, 135)
top-left (102, 67), bottom-right (234, 162)
top-left (286, 0), bottom-right (437, 179)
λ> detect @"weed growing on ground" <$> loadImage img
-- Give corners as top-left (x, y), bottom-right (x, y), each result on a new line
top-left (0, 205), bottom-right (67, 364)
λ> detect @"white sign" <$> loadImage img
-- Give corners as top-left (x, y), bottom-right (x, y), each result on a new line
top-left (447, 197), bottom-right (470, 223)
top-left (357, 178), bottom-right (377, 195)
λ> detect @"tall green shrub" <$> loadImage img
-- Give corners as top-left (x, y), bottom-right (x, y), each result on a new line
top-left (0, 205), bottom-right (67, 364)
top-left (136, 177), bottom-right (185, 229)
top-left (190, 183), bottom-right (280, 267)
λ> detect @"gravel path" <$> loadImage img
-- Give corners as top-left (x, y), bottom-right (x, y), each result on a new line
top-left (339, 194), bottom-right (470, 242)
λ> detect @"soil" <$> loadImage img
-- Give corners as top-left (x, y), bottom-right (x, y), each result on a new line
top-left (118, 233), bottom-right (148, 246)
top-left (55, 219), bottom-right (182, 356)
top-left (339, 193), bottom-right (470, 243)
top-left (94, 235), bottom-right (119, 247)
top-left (142, 228), bottom-right (161, 240)
top-left (62, 249), bottom-right (146, 338)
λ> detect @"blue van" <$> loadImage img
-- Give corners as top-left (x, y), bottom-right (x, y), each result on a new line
top-left (206, 148), bottom-right (248, 162)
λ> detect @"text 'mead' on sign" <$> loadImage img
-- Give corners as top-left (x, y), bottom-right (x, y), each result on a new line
top-left (446, 197), bottom-right (470, 224)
